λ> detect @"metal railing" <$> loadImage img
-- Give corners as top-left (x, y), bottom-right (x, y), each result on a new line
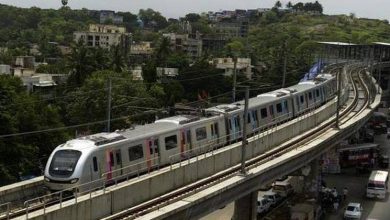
top-left (0, 202), bottom-right (10, 220)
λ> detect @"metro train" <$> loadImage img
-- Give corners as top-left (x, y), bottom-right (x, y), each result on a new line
top-left (44, 73), bottom-right (340, 191)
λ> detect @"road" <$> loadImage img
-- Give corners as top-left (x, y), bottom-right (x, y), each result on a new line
top-left (324, 133), bottom-right (390, 220)
top-left (202, 134), bottom-right (390, 220)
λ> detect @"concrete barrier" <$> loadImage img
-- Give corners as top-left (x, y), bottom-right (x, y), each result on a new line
top-left (0, 176), bottom-right (44, 205)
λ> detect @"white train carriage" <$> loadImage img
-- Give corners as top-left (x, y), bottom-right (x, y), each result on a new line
top-left (44, 70), bottom-right (338, 192)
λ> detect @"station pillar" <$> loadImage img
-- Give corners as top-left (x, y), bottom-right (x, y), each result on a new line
top-left (301, 158), bottom-right (321, 200)
top-left (232, 191), bottom-right (257, 220)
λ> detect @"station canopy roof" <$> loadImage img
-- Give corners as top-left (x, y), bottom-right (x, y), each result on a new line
top-left (318, 41), bottom-right (357, 46)
top-left (372, 42), bottom-right (390, 46)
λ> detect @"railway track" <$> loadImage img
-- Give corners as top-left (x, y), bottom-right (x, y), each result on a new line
top-left (102, 63), bottom-right (373, 220)
top-left (0, 63), bottom-right (372, 220)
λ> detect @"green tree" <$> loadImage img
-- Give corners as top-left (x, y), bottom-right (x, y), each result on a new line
top-left (286, 2), bottom-right (293, 9)
top-left (138, 8), bottom-right (168, 30)
top-left (274, 1), bottom-right (282, 9)
top-left (64, 70), bottom-right (158, 131)
top-left (66, 40), bottom-right (94, 86)
top-left (110, 44), bottom-right (126, 73)
top-left (0, 75), bottom-right (68, 185)
top-left (185, 13), bottom-right (201, 22)
top-left (155, 37), bottom-right (172, 66)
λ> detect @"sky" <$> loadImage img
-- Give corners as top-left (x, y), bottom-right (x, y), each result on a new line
top-left (0, 0), bottom-right (389, 21)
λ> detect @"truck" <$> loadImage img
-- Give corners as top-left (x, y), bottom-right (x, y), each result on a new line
top-left (290, 203), bottom-right (315, 220)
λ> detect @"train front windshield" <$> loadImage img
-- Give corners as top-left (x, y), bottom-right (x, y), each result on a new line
top-left (49, 150), bottom-right (81, 177)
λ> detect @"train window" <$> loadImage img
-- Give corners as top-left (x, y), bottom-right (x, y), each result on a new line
top-left (196, 127), bottom-right (207, 141)
top-left (165, 135), bottom-right (178, 150)
top-left (211, 124), bottom-right (215, 136)
top-left (308, 92), bottom-right (313, 100)
top-left (316, 89), bottom-right (320, 97)
top-left (247, 113), bottom-right (251, 123)
top-left (260, 108), bottom-right (267, 118)
top-left (300, 95), bottom-right (304, 104)
top-left (214, 123), bottom-right (219, 136)
top-left (93, 157), bottom-right (98, 172)
top-left (109, 152), bottom-right (114, 166)
top-left (128, 144), bottom-right (144, 161)
top-left (276, 103), bottom-right (283, 113)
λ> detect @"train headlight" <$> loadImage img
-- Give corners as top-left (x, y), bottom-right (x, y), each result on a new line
top-left (44, 177), bottom-right (50, 182)
top-left (70, 178), bottom-right (79, 184)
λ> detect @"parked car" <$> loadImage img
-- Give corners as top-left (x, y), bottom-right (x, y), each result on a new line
top-left (257, 195), bottom-right (271, 215)
top-left (272, 181), bottom-right (294, 197)
top-left (263, 191), bottom-right (283, 206)
top-left (344, 203), bottom-right (362, 220)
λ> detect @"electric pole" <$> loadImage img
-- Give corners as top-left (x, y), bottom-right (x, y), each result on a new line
top-left (106, 78), bottom-right (112, 132)
top-left (232, 57), bottom-right (237, 102)
top-left (335, 71), bottom-right (341, 129)
top-left (241, 86), bottom-right (249, 175)
top-left (282, 41), bottom-right (287, 88)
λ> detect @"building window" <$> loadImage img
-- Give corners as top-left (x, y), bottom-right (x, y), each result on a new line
top-left (165, 135), bottom-right (177, 150)
top-left (196, 127), bottom-right (207, 141)
top-left (128, 144), bottom-right (143, 161)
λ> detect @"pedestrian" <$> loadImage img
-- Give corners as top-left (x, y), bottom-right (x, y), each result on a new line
top-left (343, 187), bottom-right (348, 201)
top-left (332, 187), bottom-right (338, 198)
top-left (333, 199), bottom-right (339, 212)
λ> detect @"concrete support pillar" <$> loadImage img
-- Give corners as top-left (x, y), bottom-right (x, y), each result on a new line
top-left (232, 192), bottom-right (257, 220)
top-left (303, 158), bottom-right (320, 200)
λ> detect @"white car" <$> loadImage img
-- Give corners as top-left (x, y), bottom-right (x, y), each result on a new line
top-left (263, 191), bottom-right (283, 206)
top-left (257, 196), bottom-right (271, 214)
top-left (344, 203), bottom-right (362, 220)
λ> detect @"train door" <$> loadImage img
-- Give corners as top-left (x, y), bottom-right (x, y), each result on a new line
top-left (180, 129), bottom-right (192, 157)
top-left (211, 122), bottom-right (220, 144)
top-left (250, 110), bottom-right (258, 130)
top-left (305, 93), bottom-right (309, 109)
top-left (114, 149), bottom-right (122, 176)
top-left (106, 150), bottom-right (114, 180)
top-left (146, 138), bottom-right (159, 169)
top-left (269, 105), bottom-right (274, 120)
top-left (229, 115), bottom-right (241, 141)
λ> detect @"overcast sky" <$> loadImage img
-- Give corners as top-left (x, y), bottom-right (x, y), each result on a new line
top-left (0, 0), bottom-right (389, 21)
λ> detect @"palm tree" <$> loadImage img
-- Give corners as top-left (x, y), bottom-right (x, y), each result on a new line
top-left (274, 1), bottom-right (282, 9)
top-left (155, 37), bottom-right (172, 66)
top-left (67, 40), bottom-right (93, 86)
top-left (286, 1), bottom-right (293, 9)
top-left (110, 44), bottom-right (125, 73)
